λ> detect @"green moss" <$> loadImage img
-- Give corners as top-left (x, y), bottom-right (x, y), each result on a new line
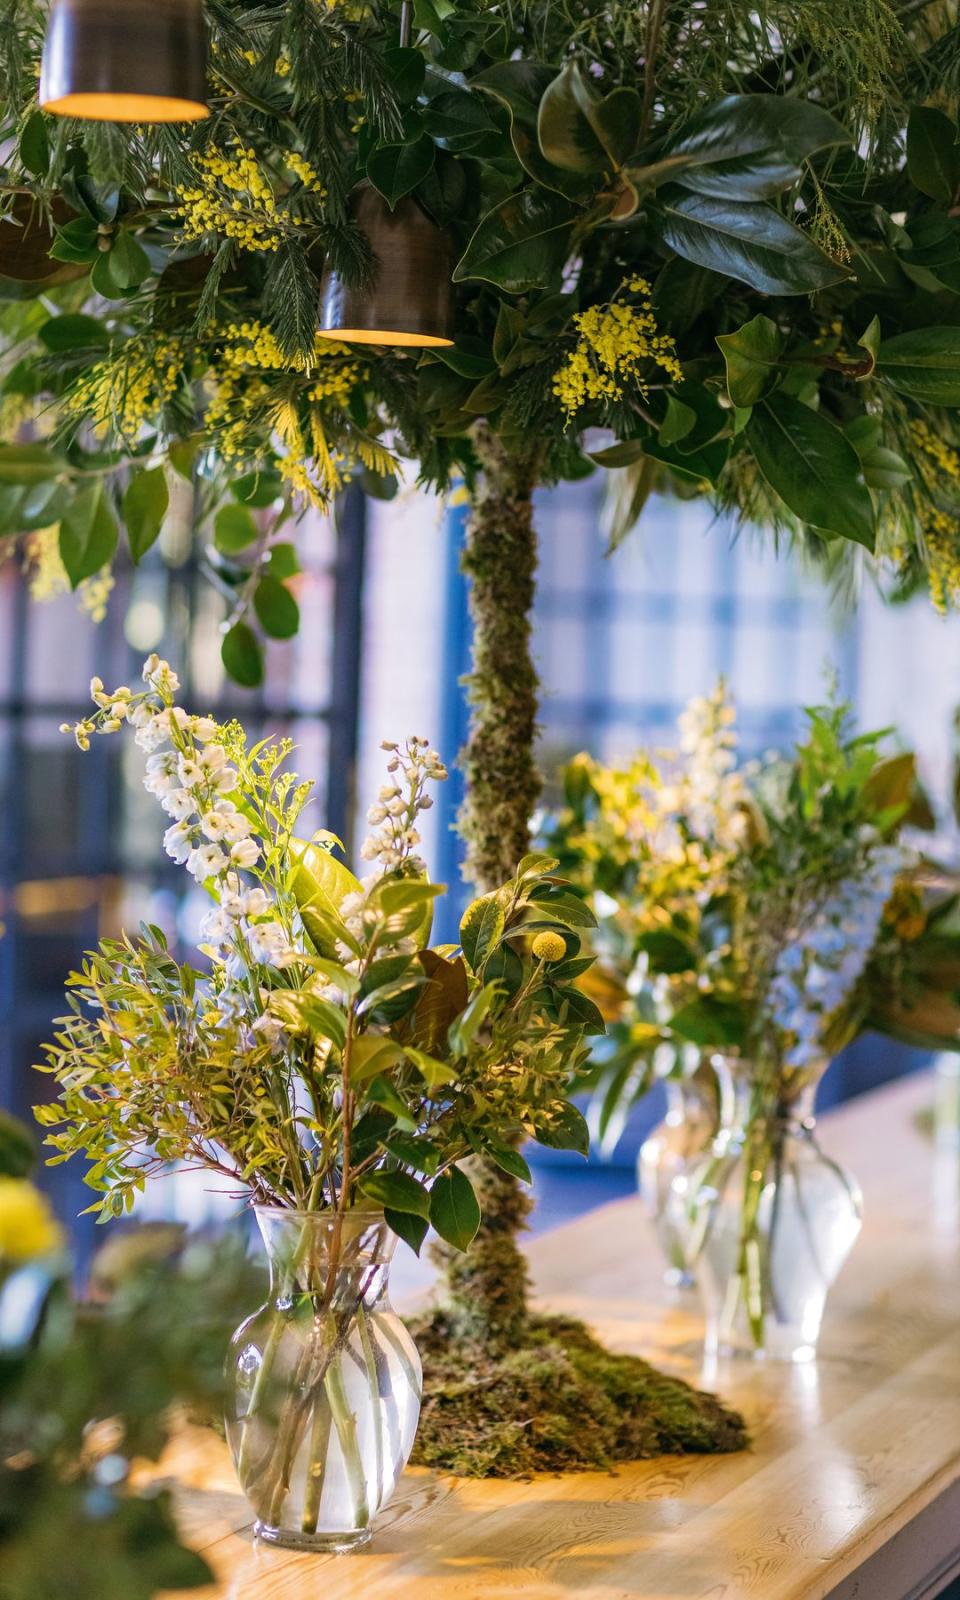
top-left (409, 1309), bottom-right (748, 1478)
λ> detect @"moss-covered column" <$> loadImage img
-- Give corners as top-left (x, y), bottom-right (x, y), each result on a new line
top-left (438, 421), bottom-right (542, 1353)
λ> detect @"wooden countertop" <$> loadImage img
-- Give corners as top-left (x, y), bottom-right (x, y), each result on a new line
top-left (156, 1069), bottom-right (960, 1600)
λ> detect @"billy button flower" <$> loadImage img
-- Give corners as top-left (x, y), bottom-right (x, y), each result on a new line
top-left (0, 1178), bottom-right (64, 1265)
top-left (532, 930), bottom-right (567, 962)
top-left (552, 276), bottom-right (683, 423)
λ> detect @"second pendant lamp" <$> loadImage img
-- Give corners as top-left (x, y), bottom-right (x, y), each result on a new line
top-left (317, 185), bottom-right (454, 350)
top-left (39, 0), bottom-right (208, 122)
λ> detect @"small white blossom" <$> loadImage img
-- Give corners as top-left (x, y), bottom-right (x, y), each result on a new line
top-left (187, 842), bottom-right (229, 880)
top-left (191, 716), bottom-right (218, 742)
top-left (160, 789), bottom-right (196, 821)
top-left (230, 838), bottom-right (261, 869)
top-left (178, 755), bottom-right (204, 788)
top-left (200, 809), bottom-right (230, 841)
top-left (163, 823), bottom-right (193, 864)
top-left (252, 1012), bottom-right (287, 1051)
top-left (246, 921), bottom-right (295, 967)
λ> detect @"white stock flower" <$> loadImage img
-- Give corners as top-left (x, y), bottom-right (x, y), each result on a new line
top-left (187, 842), bottom-right (229, 880)
top-left (160, 789), bottom-right (196, 821)
top-left (246, 921), bottom-right (294, 967)
top-left (200, 809), bottom-right (230, 841)
top-left (230, 838), bottom-right (261, 869)
top-left (143, 755), bottom-right (181, 798)
top-left (177, 755), bottom-right (204, 787)
top-left (191, 716), bottom-right (218, 742)
top-left (242, 886), bottom-right (271, 917)
top-left (163, 823), bottom-right (193, 864)
top-left (218, 808), bottom-right (253, 842)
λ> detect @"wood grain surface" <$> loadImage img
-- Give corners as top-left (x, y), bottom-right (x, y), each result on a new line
top-left (152, 1070), bottom-right (960, 1600)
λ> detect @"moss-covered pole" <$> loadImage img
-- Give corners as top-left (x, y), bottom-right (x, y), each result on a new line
top-left (440, 421), bottom-right (542, 1353)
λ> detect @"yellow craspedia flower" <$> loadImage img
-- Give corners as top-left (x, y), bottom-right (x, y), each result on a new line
top-left (553, 276), bottom-right (683, 422)
top-left (532, 930), bottom-right (567, 962)
top-left (0, 1178), bottom-right (64, 1264)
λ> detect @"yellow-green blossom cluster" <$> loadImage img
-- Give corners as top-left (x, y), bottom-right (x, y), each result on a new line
top-left (553, 276), bottom-right (683, 422)
top-left (910, 419), bottom-right (960, 612)
top-left (175, 144), bottom-right (323, 253)
top-left (26, 526), bottom-right (115, 622)
top-left (66, 338), bottom-right (185, 441)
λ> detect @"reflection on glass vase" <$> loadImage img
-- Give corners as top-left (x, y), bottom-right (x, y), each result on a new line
top-left (226, 1208), bottom-right (422, 1552)
top-left (637, 1059), bottom-right (719, 1287)
top-left (673, 1055), bottom-right (862, 1362)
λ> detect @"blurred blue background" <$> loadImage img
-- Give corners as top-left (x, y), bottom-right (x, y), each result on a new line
top-left (2, 473), bottom-right (955, 1255)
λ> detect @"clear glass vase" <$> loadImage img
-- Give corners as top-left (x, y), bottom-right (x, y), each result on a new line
top-left (225, 1208), bottom-right (422, 1552)
top-left (673, 1056), bottom-right (862, 1362)
top-left (637, 1059), bottom-right (719, 1287)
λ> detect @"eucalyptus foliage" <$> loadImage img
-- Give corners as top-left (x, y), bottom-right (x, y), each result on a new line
top-left (3, 2), bottom-right (960, 674)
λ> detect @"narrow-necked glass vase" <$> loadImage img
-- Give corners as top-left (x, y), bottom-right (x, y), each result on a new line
top-left (225, 1208), bottom-right (421, 1552)
top-left (637, 1058), bottom-right (719, 1288)
top-left (672, 1056), bottom-right (863, 1362)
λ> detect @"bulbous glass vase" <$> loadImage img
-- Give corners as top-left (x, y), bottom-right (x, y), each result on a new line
top-left (225, 1208), bottom-right (421, 1552)
top-left (637, 1060), bottom-right (719, 1287)
top-left (671, 1057), bottom-right (862, 1362)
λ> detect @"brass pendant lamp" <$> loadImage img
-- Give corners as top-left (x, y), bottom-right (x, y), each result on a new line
top-left (317, 0), bottom-right (453, 349)
top-left (39, 0), bottom-right (209, 123)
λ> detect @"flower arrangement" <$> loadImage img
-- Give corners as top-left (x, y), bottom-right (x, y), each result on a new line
top-left (547, 687), bottom-right (960, 1354)
top-left (36, 655), bottom-right (606, 1538)
top-left (548, 685), bottom-right (960, 1138)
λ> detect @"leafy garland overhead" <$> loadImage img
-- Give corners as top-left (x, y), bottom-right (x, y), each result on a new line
top-left (2, 0), bottom-right (960, 675)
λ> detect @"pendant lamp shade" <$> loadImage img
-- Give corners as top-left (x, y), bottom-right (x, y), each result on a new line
top-left (39, 0), bottom-right (209, 122)
top-left (318, 186), bottom-right (454, 349)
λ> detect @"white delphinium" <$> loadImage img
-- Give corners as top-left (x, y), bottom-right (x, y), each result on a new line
top-left (673, 681), bottom-right (747, 849)
top-left (769, 837), bottom-right (908, 1071)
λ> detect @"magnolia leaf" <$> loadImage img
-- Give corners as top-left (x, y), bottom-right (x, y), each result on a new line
top-left (412, 950), bottom-right (469, 1054)
top-left (367, 136), bottom-right (435, 207)
top-left (429, 1165), bottom-right (480, 1250)
top-left (361, 1169), bottom-right (431, 1217)
top-left (746, 392), bottom-right (876, 548)
top-left (59, 482), bottom-right (118, 587)
top-left (844, 416), bottom-right (912, 490)
top-left (652, 190), bottom-right (848, 295)
top-left (454, 188), bottom-right (578, 291)
top-left (664, 94), bottom-right (851, 201)
top-left (289, 835), bottom-right (362, 957)
top-left (447, 980), bottom-right (500, 1057)
top-left (537, 60), bottom-right (609, 172)
top-left (38, 312), bottom-right (109, 352)
top-left (876, 326), bottom-right (960, 405)
top-left (383, 46), bottom-right (426, 106)
top-left (220, 622), bottom-right (263, 688)
top-left (716, 313), bottom-right (783, 406)
top-left (906, 106), bottom-right (960, 203)
top-left (123, 467), bottom-right (168, 563)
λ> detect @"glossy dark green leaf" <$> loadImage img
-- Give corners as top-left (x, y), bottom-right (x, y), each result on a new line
top-left (221, 622), bottom-right (264, 688)
top-left (49, 216), bottom-right (99, 263)
top-left (384, 1206), bottom-right (430, 1254)
top-left (664, 94), bottom-right (850, 200)
top-left (532, 1101), bottom-right (590, 1155)
top-left (652, 191), bottom-right (847, 295)
top-left (19, 111), bottom-right (49, 178)
top-left (367, 136), bottom-right (435, 207)
top-left (59, 482), bottom-right (118, 587)
top-left (472, 60), bottom-right (594, 199)
top-left (876, 326), bottom-right (960, 404)
top-left (906, 106), bottom-right (960, 203)
top-left (253, 575), bottom-right (300, 639)
top-left (485, 1142), bottom-right (532, 1183)
top-left (123, 467), bottom-right (168, 563)
top-left (214, 502), bottom-right (259, 553)
top-left (105, 229), bottom-right (151, 290)
top-left (454, 188), bottom-right (577, 290)
top-left (429, 1165), bottom-right (481, 1250)
top-left (37, 312), bottom-right (108, 352)
top-left (383, 46), bottom-right (426, 106)
top-left (361, 1169), bottom-right (431, 1217)
top-left (746, 392), bottom-right (875, 548)
top-left (716, 312), bottom-right (783, 405)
